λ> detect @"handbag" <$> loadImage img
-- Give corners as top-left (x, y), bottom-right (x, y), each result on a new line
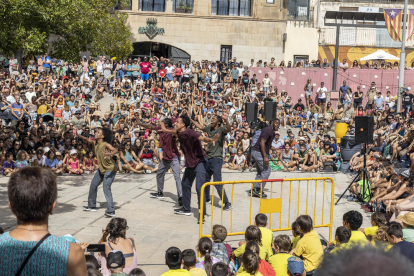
top-left (12, 65), bottom-right (18, 71)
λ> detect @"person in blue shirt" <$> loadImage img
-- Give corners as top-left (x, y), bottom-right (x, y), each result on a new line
top-left (339, 80), bottom-right (350, 104)
top-left (375, 92), bottom-right (385, 110)
top-left (11, 94), bottom-right (24, 128)
top-left (42, 53), bottom-right (52, 75)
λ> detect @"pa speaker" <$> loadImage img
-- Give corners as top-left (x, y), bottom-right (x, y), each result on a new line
top-left (355, 116), bottom-right (374, 144)
top-left (245, 103), bottom-right (258, 123)
top-left (264, 102), bottom-right (277, 121)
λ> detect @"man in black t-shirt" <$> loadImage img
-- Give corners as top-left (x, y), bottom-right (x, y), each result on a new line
top-left (293, 99), bottom-right (305, 112)
top-left (249, 119), bottom-right (280, 198)
top-left (402, 90), bottom-right (413, 115)
top-left (353, 86), bottom-right (363, 108)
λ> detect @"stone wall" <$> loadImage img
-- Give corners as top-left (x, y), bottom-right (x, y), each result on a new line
top-left (124, 0), bottom-right (287, 63)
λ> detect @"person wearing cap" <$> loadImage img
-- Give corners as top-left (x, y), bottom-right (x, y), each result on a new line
top-left (190, 111), bottom-right (232, 210)
top-left (293, 99), bottom-right (305, 112)
top-left (106, 250), bottom-right (128, 275)
top-left (249, 119), bottom-right (280, 198)
top-left (160, 115), bottom-right (219, 221)
top-left (81, 127), bottom-right (118, 217)
top-left (287, 256), bottom-right (306, 276)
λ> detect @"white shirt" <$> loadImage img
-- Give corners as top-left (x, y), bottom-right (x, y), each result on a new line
top-left (26, 91), bottom-right (37, 102)
top-left (166, 66), bottom-right (174, 74)
top-left (317, 87), bottom-right (327, 99)
top-left (6, 95), bottom-right (15, 103)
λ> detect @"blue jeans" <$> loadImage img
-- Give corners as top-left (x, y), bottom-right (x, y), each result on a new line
top-left (88, 170), bottom-right (117, 213)
top-left (116, 70), bottom-right (124, 79)
top-left (141, 73), bottom-right (149, 81)
top-left (205, 158), bottom-right (229, 204)
top-left (404, 105), bottom-right (411, 113)
top-left (181, 160), bottom-right (208, 216)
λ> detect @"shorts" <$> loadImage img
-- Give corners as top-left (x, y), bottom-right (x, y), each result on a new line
top-left (306, 91), bottom-right (313, 98)
top-left (319, 98), bottom-right (326, 103)
top-left (142, 159), bottom-right (155, 168)
top-left (263, 87), bottom-right (269, 92)
top-left (141, 73), bottom-right (149, 81)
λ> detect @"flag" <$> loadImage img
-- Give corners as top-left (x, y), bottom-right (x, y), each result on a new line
top-left (384, 9), bottom-right (403, 41)
top-left (407, 9), bottom-right (414, 41)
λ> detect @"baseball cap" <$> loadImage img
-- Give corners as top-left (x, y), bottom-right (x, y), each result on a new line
top-left (287, 256), bottom-right (305, 276)
top-left (70, 149), bottom-right (77, 155)
top-left (107, 250), bottom-right (125, 269)
top-left (226, 102), bottom-right (233, 106)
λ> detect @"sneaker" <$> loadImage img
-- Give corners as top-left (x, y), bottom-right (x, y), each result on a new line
top-left (178, 197), bottom-right (183, 206)
top-left (198, 218), bottom-right (205, 224)
top-left (174, 207), bottom-right (191, 216)
top-left (223, 202), bottom-right (231, 211)
top-left (146, 170), bottom-right (152, 174)
top-left (206, 198), bottom-right (212, 204)
top-left (83, 206), bottom-right (98, 212)
top-left (105, 211), bottom-right (116, 217)
top-left (150, 192), bottom-right (164, 199)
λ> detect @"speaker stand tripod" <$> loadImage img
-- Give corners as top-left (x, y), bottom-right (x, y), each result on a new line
top-left (336, 143), bottom-right (372, 205)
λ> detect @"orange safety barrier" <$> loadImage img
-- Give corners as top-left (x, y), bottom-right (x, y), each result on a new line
top-left (199, 177), bottom-right (335, 242)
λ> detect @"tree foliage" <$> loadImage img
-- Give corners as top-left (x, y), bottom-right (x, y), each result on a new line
top-left (0, 0), bottom-right (133, 61)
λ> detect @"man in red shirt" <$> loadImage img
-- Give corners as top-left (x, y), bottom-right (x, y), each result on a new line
top-left (159, 64), bottom-right (167, 80)
top-left (139, 57), bottom-right (152, 81)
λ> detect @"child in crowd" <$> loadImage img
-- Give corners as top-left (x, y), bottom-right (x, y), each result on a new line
top-left (290, 215), bottom-right (323, 275)
top-left (359, 212), bottom-right (386, 241)
top-left (2, 152), bottom-right (16, 176)
top-left (182, 249), bottom-right (207, 276)
top-left (233, 225), bottom-right (272, 262)
top-left (268, 235), bottom-right (291, 276)
top-left (228, 148), bottom-right (246, 170)
top-left (238, 250), bottom-right (261, 276)
top-left (196, 237), bottom-right (220, 275)
top-left (211, 225), bottom-right (233, 264)
top-left (161, 247), bottom-right (191, 276)
top-left (129, 268), bottom-right (146, 276)
top-left (330, 226), bottom-right (351, 254)
top-left (15, 150), bottom-right (28, 168)
top-left (291, 221), bottom-right (302, 250)
top-left (67, 149), bottom-right (83, 175)
top-left (32, 148), bottom-right (45, 166)
top-left (254, 213), bottom-right (273, 255)
top-left (340, 210), bottom-right (367, 245)
top-left (372, 226), bottom-right (392, 251)
top-left (83, 150), bottom-right (98, 174)
top-left (243, 241), bottom-right (275, 276)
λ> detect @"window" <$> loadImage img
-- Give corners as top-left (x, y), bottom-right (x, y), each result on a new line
top-left (266, 0), bottom-right (274, 3)
top-left (287, 0), bottom-right (309, 21)
top-left (139, 0), bottom-right (166, 12)
top-left (294, 55), bottom-right (309, 64)
top-left (211, 0), bottom-right (251, 16)
top-left (174, 0), bottom-right (194, 13)
top-left (220, 45), bottom-right (232, 64)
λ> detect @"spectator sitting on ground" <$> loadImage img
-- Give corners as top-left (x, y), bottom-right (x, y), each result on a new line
top-left (161, 247), bottom-right (191, 276)
top-left (106, 250), bottom-right (128, 276)
top-left (268, 234), bottom-right (291, 276)
top-left (233, 225), bottom-right (272, 262)
top-left (254, 213), bottom-right (274, 253)
top-left (0, 167), bottom-right (86, 275)
top-left (387, 221), bottom-right (414, 262)
top-left (329, 226), bottom-right (351, 254)
top-left (182, 249), bottom-right (207, 276)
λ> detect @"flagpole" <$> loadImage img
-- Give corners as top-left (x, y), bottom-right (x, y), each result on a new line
top-left (397, 0), bottom-right (408, 113)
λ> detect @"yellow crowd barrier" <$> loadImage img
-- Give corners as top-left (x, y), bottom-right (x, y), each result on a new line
top-left (199, 177), bottom-right (335, 242)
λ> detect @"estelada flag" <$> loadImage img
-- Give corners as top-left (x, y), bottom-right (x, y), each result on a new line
top-left (407, 9), bottom-right (414, 41)
top-left (384, 9), bottom-right (403, 41)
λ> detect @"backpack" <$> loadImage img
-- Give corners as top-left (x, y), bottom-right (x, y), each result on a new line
top-left (211, 242), bottom-right (229, 264)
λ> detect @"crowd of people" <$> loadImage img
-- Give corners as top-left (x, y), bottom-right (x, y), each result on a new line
top-left (2, 168), bottom-right (414, 276)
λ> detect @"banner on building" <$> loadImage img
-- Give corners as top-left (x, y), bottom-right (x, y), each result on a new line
top-left (384, 9), bottom-right (414, 42)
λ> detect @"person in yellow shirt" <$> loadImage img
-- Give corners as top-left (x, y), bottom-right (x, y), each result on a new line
top-left (182, 249), bottom-right (207, 276)
top-left (290, 215), bottom-right (323, 274)
top-left (211, 262), bottom-right (230, 276)
top-left (268, 234), bottom-right (291, 276)
top-left (238, 250), bottom-right (263, 276)
top-left (233, 225), bottom-right (272, 261)
top-left (161, 247), bottom-right (192, 276)
top-left (255, 213), bottom-right (274, 256)
top-left (329, 210), bottom-right (368, 246)
top-left (359, 212), bottom-right (387, 241)
top-left (330, 226), bottom-right (352, 254)
top-left (291, 221), bottom-right (302, 250)
top-left (372, 226), bottom-right (393, 251)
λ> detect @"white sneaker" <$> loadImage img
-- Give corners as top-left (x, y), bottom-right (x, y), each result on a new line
top-left (146, 170), bottom-right (152, 174)
top-left (284, 126), bottom-right (286, 129)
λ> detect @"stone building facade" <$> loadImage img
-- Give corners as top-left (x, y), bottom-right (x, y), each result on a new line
top-left (121, 0), bottom-right (287, 63)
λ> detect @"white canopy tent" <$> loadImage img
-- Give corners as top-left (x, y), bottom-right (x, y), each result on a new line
top-left (360, 50), bottom-right (400, 61)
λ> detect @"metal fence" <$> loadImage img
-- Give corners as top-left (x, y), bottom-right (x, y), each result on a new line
top-left (199, 177), bottom-right (335, 242)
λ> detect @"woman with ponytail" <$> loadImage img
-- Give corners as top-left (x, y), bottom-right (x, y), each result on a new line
top-left (243, 242), bottom-right (275, 276)
top-left (196, 237), bottom-right (220, 275)
top-left (239, 250), bottom-right (262, 276)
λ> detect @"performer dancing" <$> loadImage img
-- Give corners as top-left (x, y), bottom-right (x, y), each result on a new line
top-left (160, 115), bottom-right (218, 222)
top-left (190, 112), bottom-right (231, 210)
top-left (249, 119), bottom-right (280, 198)
top-left (137, 118), bottom-right (183, 205)
top-left (80, 127), bottom-right (118, 217)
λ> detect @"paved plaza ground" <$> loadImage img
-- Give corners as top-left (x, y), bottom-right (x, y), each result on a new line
top-left (0, 170), bottom-right (372, 275)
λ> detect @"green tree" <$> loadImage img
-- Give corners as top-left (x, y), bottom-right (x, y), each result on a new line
top-left (0, 0), bottom-right (133, 61)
